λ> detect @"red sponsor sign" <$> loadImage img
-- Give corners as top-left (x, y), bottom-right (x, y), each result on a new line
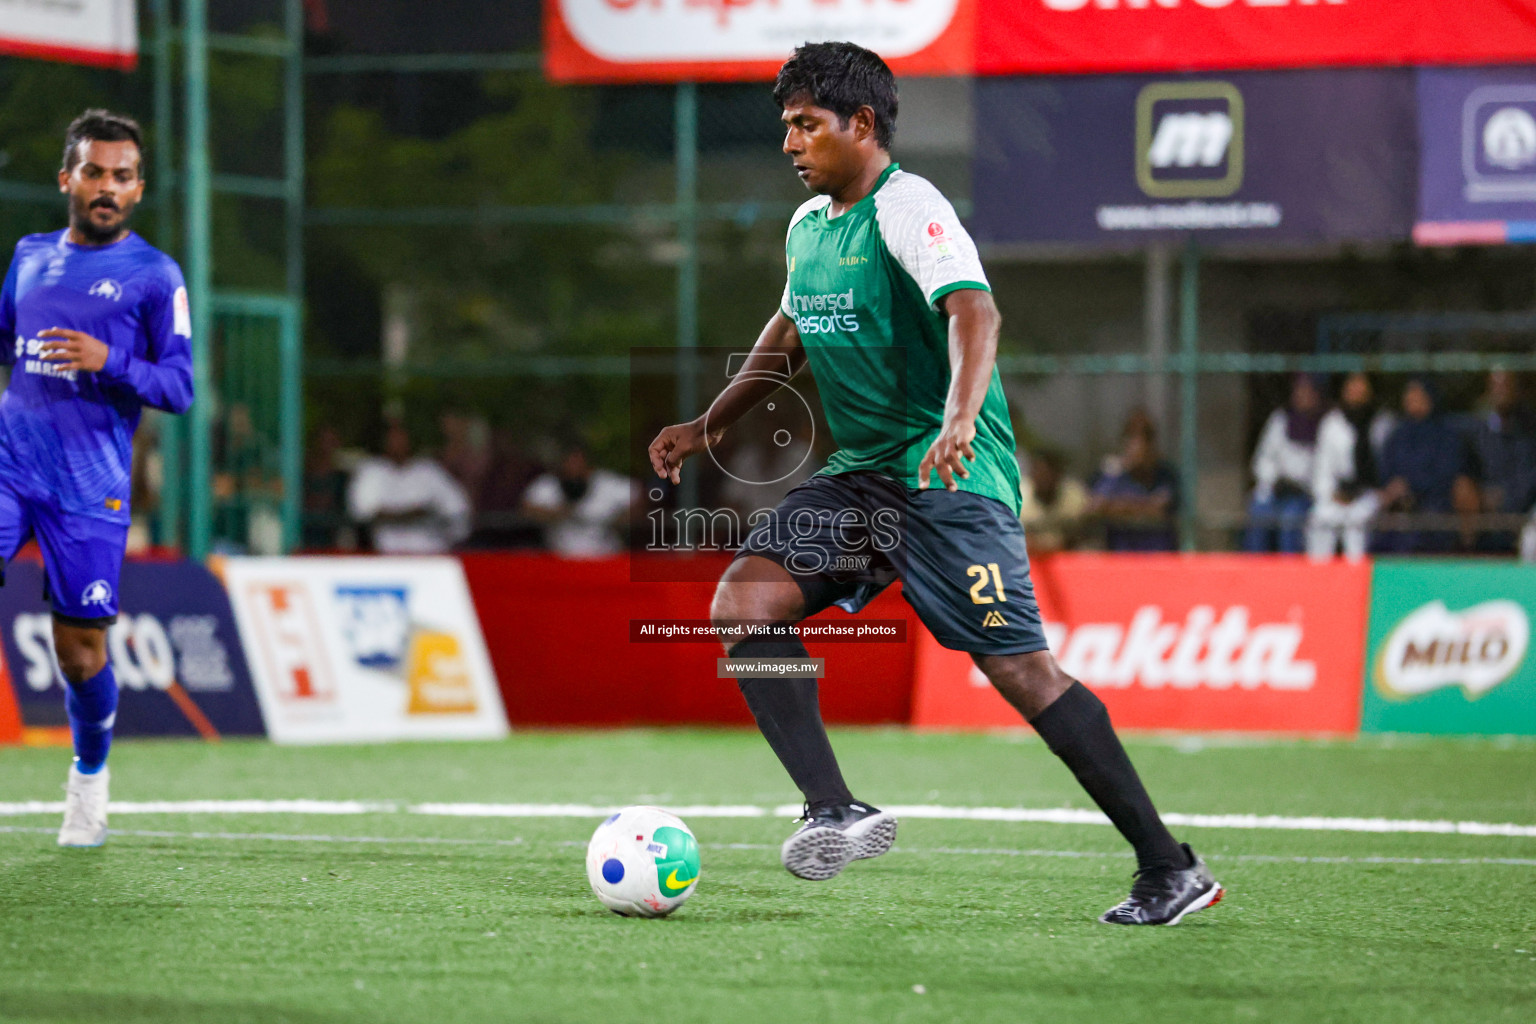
top-left (548, 0), bottom-right (1536, 82)
top-left (977, 0), bottom-right (1536, 76)
top-left (912, 554), bottom-right (1370, 733)
top-left (545, 0), bottom-right (975, 83)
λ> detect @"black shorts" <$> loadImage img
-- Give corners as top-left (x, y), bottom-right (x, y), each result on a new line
top-left (735, 471), bottom-right (1048, 656)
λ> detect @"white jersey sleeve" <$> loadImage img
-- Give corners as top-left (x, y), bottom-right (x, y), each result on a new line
top-left (780, 195), bottom-right (831, 318)
top-left (873, 170), bottom-right (989, 310)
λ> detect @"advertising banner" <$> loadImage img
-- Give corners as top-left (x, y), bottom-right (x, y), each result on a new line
top-left (0, 559), bottom-right (265, 740)
top-left (1414, 67), bottom-right (1536, 246)
top-left (973, 69), bottom-right (1416, 246)
top-left (1361, 561), bottom-right (1536, 735)
top-left (547, 0), bottom-right (1536, 83)
top-left (975, 1), bottom-right (1536, 78)
top-left (223, 557), bottom-right (507, 744)
top-left (0, 0), bottom-right (138, 70)
top-left (544, 0), bottom-right (973, 83)
top-left (912, 554), bottom-right (1371, 733)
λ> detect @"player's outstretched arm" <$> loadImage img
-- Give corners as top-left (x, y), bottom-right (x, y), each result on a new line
top-left (647, 311), bottom-right (804, 485)
top-left (918, 288), bottom-right (1001, 492)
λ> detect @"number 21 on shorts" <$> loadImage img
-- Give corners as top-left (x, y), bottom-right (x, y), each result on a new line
top-left (966, 563), bottom-right (1007, 605)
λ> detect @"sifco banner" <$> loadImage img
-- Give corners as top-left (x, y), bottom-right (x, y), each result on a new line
top-left (972, 69), bottom-right (1417, 246)
top-left (1414, 66), bottom-right (1536, 246)
top-left (1361, 561), bottom-right (1536, 735)
top-left (0, 559), bottom-right (265, 739)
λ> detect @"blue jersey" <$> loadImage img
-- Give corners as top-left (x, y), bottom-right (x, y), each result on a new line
top-left (0, 230), bottom-right (193, 523)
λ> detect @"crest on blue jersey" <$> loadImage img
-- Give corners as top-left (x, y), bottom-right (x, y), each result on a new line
top-left (81, 580), bottom-right (114, 606)
top-left (88, 279), bottom-right (123, 302)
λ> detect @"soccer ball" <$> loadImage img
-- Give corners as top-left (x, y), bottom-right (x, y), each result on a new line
top-left (586, 806), bottom-right (701, 917)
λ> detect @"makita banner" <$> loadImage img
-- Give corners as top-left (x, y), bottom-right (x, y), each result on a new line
top-left (546, 0), bottom-right (1536, 83)
top-left (544, 0), bottom-right (975, 82)
top-left (0, 559), bottom-right (265, 741)
top-left (0, 0), bottom-right (138, 70)
top-left (1361, 561), bottom-right (1536, 735)
top-left (975, 1), bottom-right (1536, 77)
top-left (1414, 67), bottom-right (1536, 246)
top-left (972, 69), bottom-right (1417, 246)
top-left (911, 555), bottom-right (1371, 732)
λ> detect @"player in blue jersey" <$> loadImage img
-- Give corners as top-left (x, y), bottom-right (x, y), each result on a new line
top-left (0, 110), bottom-right (194, 846)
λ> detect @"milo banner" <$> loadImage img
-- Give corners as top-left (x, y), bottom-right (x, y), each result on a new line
top-left (1362, 560), bottom-right (1536, 735)
top-left (0, 559), bottom-right (265, 740)
top-left (223, 557), bottom-right (507, 744)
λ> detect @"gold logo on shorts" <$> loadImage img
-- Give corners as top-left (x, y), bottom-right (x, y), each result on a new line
top-left (982, 611), bottom-right (1008, 628)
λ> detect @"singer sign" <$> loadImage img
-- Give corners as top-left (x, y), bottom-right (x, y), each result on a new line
top-left (545, 0), bottom-right (973, 82)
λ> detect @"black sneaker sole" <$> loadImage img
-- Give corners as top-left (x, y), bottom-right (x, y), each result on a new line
top-left (848, 811), bottom-right (898, 860)
top-left (781, 826), bottom-right (855, 881)
top-left (781, 812), bottom-right (898, 880)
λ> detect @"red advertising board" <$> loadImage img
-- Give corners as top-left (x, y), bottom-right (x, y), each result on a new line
top-left (912, 554), bottom-right (1371, 733)
top-left (548, 0), bottom-right (1536, 83)
top-left (460, 552), bottom-right (920, 726)
top-left (976, 1), bottom-right (1536, 77)
top-left (545, 0), bottom-right (975, 83)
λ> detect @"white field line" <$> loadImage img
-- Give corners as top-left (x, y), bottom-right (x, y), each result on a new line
top-left (0, 800), bottom-right (1534, 838)
top-left (3, 826), bottom-right (1534, 867)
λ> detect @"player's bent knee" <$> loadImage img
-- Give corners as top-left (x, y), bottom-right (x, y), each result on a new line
top-left (52, 621), bottom-right (109, 683)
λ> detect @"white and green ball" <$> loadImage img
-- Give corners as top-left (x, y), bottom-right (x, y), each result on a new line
top-left (586, 806), bottom-right (701, 917)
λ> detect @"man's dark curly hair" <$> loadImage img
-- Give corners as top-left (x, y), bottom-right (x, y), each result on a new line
top-left (62, 109), bottom-right (144, 174)
top-left (772, 42), bottom-right (897, 151)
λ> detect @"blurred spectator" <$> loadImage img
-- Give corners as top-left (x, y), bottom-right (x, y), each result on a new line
top-left (439, 410), bottom-right (491, 506)
top-left (1307, 372), bottom-right (1394, 561)
top-left (1088, 413), bottom-right (1180, 552)
top-left (214, 402), bottom-right (283, 554)
top-left (1376, 379), bottom-right (1475, 554)
top-left (303, 424), bottom-right (352, 549)
top-left (127, 414), bottom-right (164, 554)
top-left (1019, 449), bottom-right (1089, 554)
top-left (466, 426), bottom-right (546, 547)
top-left (1244, 374), bottom-right (1321, 553)
top-left (522, 441), bottom-right (639, 557)
top-left (348, 418), bottom-right (471, 553)
top-left (1466, 369), bottom-right (1536, 553)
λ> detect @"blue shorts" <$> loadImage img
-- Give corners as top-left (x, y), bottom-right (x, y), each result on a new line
top-left (0, 481), bottom-right (126, 624)
top-left (736, 471), bottom-right (1048, 656)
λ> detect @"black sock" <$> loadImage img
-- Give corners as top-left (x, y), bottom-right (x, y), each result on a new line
top-left (729, 627), bottom-right (853, 807)
top-left (1029, 682), bottom-right (1187, 873)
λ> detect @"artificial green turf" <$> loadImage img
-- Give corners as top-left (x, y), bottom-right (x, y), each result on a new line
top-left (2, 731), bottom-right (1535, 1024)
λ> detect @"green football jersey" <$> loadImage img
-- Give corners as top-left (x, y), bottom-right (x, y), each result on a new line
top-left (778, 163), bottom-right (1021, 514)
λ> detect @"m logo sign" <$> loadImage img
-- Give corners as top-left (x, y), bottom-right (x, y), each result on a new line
top-left (1136, 82), bottom-right (1244, 199)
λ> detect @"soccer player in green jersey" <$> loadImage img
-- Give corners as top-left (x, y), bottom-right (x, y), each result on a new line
top-left (648, 42), bottom-right (1223, 926)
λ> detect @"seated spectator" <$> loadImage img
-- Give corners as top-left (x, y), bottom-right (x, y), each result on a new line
top-left (1088, 415), bottom-right (1180, 552)
top-left (439, 410), bottom-right (491, 505)
top-left (347, 418), bottom-right (471, 553)
top-left (1019, 449), bottom-right (1089, 554)
top-left (522, 441), bottom-right (640, 558)
top-left (1466, 369), bottom-right (1536, 554)
top-left (1307, 372), bottom-right (1395, 561)
top-left (467, 426), bottom-right (545, 548)
top-left (302, 424), bottom-right (351, 550)
top-left (1244, 374), bottom-right (1321, 553)
top-left (1376, 379), bottom-right (1475, 554)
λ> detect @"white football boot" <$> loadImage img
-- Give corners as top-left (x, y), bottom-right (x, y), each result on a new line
top-left (57, 764), bottom-right (110, 847)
